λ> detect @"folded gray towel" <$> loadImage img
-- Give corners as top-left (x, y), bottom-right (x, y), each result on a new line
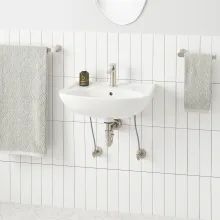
top-left (184, 52), bottom-right (212, 112)
top-left (0, 45), bottom-right (47, 157)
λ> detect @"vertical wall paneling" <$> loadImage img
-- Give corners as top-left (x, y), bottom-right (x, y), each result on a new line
top-left (10, 162), bottom-right (21, 203)
top-left (188, 176), bottom-right (199, 219)
top-left (0, 161), bottom-right (10, 202)
top-left (142, 126), bottom-right (153, 172)
top-left (86, 32), bottom-right (97, 79)
top-left (212, 178), bottom-right (220, 220)
top-left (108, 170), bottom-right (119, 212)
top-left (165, 35), bottom-right (177, 82)
top-left (63, 32), bottom-right (74, 78)
top-left (118, 125), bottom-right (130, 171)
top-left (119, 171), bottom-right (129, 213)
top-left (200, 177), bottom-right (211, 220)
top-left (176, 35), bottom-right (188, 83)
top-left (75, 167), bottom-right (86, 209)
top-left (188, 129), bottom-right (200, 175)
top-left (118, 33), bottom-right (131, 80)
top-left (41, 165), bottom-right (53, 206)
top-left (153, 34), bottom-right (165, 82)
top-left (142, 172), bottom-right (153, 214)
top-left (64, 166), bottom-right (75, 208)
top-left (96, 32), bottom-right (108, 79)
top-left (212, 131), bottom-right (220, 177)
top-left (164, 128), bottom-right (175, 174)
top-left (97, 169), bottom-right (108, 211)
top-left (74, 32), bottom-right (86, 122)
top-left (176, 83), bottom-right (187, 128)
top-left (176, 129), bottom-right (187, 174)
top-left (0, 31), bottom-right (219, 220)
top-left (165, 174), bottom-right (175, 217)
top-left (212, 37), bottom-right (220, 83)
top-left (153, 127), bottom-right (164, 173)
top-left (85, 168), bottom-right (96, 210)
top-left (176, 175), bottom-right (187, 218)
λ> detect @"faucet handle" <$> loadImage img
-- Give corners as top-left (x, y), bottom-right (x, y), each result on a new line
top-left (108, 63), bottom-right (117, 87)
top-left (108, 63), bottom-right (116, 74)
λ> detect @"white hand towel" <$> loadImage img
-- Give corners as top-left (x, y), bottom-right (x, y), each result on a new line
top-left (184, 52), bottom-right (212, 112)
top-left (0, 45), bottom-right (47, 157)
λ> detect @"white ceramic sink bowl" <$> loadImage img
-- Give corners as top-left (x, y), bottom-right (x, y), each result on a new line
top-left (59, 82), bottom-right (155, 119)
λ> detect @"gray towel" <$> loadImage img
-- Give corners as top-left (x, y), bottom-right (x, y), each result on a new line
top-left (0, 45), bottom-right (47, 157)
top-left (184, 52), bottom-right (212, 112)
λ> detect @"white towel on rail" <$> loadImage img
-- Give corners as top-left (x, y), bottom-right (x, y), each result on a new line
top-left (0, 45), bottom-right (47, 157)
top-left (184, 52), bottom-right (212, 112)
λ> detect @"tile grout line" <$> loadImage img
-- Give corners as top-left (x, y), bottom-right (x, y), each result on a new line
top-left (84, 31), bottom-right (87, 210)
top-left (47, 118), bottom-right (220, 133)
top-left (106, 32), bottom-right (109, 213)
top-left (163, 34), bottom-right (166, 217)
top-left (40, 30), bottom-right (43, 206)
top-left (186, 35), bottom-right (189, 219)
top-left (8, 29), bottom-right (12, 203)
top-left (51, 74), bottom-right (220, 85)
top-left (73, 31), bottom-right (76, 209)
top-left (62, 31), bottom-right (65, 208)
top-left (95, 31), bottom-right (98, 211)
top-left (128, 32), bottom-right (131, 213)
top-left (210, 36), bottom-right (213, 220)
top-left (198, 35), bottom-right (202, 220)
top-left (18, 30), bottom-right (22, 204)
top-left (51, 31), bottom-right (54, 207)
top-left (117, 32), bottom-right (120, 214)
top-left (73, 32), bottom-right (76, 208)
top-left (140, 32), bottom-right (143, 214)
top-left (30, 30), bottom-right (33, 206)
top-left (6, 160), bottom-right (220, 178)
top-left (174, 35), bottom-right (178, 218)
top-left (151, 33), bottom-right (155, 216)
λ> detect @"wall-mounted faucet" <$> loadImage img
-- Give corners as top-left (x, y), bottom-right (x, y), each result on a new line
top-left (108, 63), bottom-right (117, 87)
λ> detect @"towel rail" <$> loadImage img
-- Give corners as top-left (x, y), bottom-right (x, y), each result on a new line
top-left (47, 45), bottom-right (62, 53)
top-left (178, 49), bottom-right (216, 60)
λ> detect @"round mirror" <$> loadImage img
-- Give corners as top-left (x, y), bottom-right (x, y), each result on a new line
top-left (96, 0), bottom-right (147, 25)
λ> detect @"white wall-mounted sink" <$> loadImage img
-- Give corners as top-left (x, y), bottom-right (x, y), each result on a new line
top-left (59, 82), bottom-right (155, 119)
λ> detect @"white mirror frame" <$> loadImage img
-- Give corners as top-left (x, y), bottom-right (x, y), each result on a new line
top-left (96, 0), bottom-right (147, 26)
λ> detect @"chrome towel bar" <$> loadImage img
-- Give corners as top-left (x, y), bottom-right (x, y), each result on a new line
top-left (178, 49), bottom-right (216, 60)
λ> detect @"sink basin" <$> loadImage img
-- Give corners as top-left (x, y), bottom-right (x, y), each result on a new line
top-left (59, 82), bottom-right (155, 119)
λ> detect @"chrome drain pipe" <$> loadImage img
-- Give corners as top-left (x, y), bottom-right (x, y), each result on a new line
top-left (105, 119), bottom-right (122, 147)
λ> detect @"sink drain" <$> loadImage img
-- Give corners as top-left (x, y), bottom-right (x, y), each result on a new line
top-left (109, 92), bottom-right (113, 96)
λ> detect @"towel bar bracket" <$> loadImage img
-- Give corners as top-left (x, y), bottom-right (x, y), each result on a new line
top-left (47, 45), bottom-right (62, 53)
top-left (178, 49), bottom-right (216, 60)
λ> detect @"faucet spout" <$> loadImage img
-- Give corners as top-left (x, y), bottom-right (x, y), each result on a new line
top-left (109, 63), bottom-right (117, 87)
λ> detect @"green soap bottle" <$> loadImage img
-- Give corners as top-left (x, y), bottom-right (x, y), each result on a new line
top-left (79, 71), bottom-right (89, 86)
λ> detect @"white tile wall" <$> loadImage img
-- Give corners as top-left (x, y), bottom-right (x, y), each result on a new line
top-left (0, 30), bottom-right (220, 220)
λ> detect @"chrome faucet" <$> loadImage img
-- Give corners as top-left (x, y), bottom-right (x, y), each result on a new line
top-left (108, 63), bottom-right (117, 87)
